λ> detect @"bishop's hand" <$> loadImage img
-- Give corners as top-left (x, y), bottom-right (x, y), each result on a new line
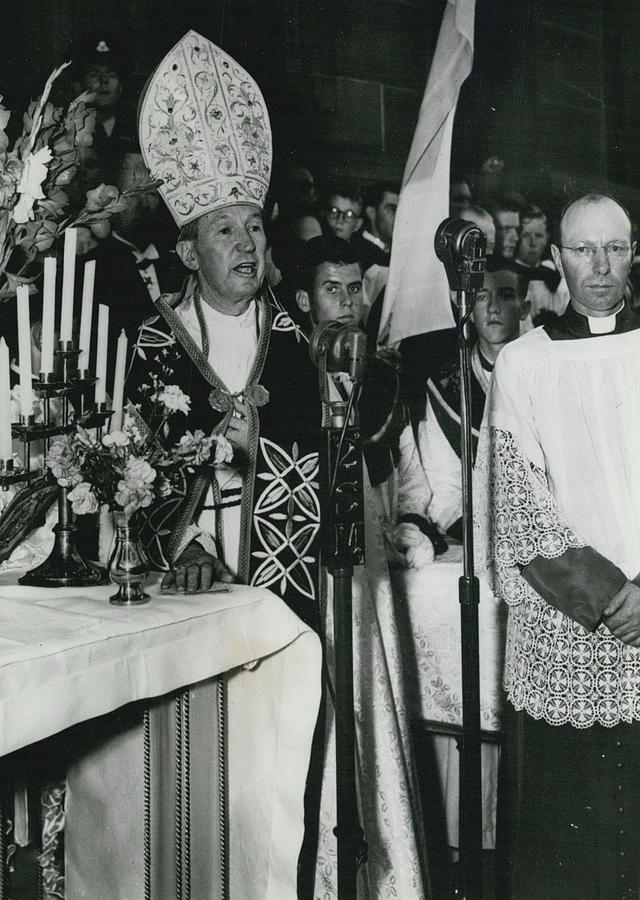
top-left (161, 541), bottom-right (234, 594)
top-left (224, 401), bottom-right (250, 463)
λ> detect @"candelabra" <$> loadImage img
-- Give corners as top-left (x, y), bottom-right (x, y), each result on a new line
top-left (0, 342), bottom-right (112, 588)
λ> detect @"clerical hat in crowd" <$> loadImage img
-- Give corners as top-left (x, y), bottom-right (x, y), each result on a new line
top-left (137, 30), bottom-right (272, 228)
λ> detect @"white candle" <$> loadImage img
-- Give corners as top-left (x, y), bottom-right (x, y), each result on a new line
top-left (78, 260), bottom-right (96, 372)
top-left (94, 304), bottom-right (109, 405)
top-left (60, 227), bottom-right (77, 343)
top-left (41, 257), bottom-right (56, 376)
top-left (16, 285), bottom-right (34, 420)
top-left (109, 329), bottom-right (128, 433)
top-left (0, 338), bottom-right (12, 461)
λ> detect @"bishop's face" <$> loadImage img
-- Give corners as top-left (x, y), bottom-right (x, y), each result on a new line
top-left (551, 198), bottom-right (635, 316)
top-left (188, 205), bottom-right (267, 315)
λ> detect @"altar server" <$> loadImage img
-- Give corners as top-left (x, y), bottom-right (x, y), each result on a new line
top-left (477, 192), bottom-right (640, 897)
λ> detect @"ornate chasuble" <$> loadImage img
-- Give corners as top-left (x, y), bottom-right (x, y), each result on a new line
top-left (126, 283), bottom-right (322, 629)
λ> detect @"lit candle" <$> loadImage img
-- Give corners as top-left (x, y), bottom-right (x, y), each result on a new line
top-left (16, 285), bottom-right (34, 420)
top-left (0, 338), bottom-right (12, 461)
top-left (109, 329), bottom-right (128, 432)
top-left (41, 257), bottom-right (56, 376)
top-left (78, 260), bottom-right (96, 372)
top-left (94, 304), bottom-right (109, 406)
top-left (59, 227), bottom-right (77, 344)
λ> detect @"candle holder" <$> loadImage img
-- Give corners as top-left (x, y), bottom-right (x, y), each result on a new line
top-left (1, 342), bottom-right (111, 588)
top-left (19, 485), bottom-right (106, 588)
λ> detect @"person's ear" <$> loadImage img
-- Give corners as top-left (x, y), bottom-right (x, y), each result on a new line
top-left (354, 216), bottom-right (363, 233)
top-left (519, 297), bottom-right (532, 321)
top-left (365, 206), bottom-right (375, 229)
top-left (295, 289), bottom-right (311, 314)
top-left (550, 243), bottom-right (564, 279)
top-left (176, 239), bottom-right (200, 272)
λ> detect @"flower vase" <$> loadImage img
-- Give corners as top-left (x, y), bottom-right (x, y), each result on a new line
top-left (108, 510), bottom-right (150, 606)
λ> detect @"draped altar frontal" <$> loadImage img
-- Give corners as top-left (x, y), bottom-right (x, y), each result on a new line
top-left (0, 573), bottom-right (321, 898)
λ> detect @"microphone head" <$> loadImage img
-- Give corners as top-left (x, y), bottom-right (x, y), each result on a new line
top-left (435, 217), bottom-right (487, 293)
top-left (309, 320), bottom-right (367, 377)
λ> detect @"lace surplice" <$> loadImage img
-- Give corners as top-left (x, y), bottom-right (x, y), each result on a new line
top-left (475, 425), bottom-right (640, 728)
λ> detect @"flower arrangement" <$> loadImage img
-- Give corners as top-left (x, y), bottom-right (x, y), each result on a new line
top-left (0, 63), bottom-right (159, 297)
top-left (45, 385), bottom-right (233, 519)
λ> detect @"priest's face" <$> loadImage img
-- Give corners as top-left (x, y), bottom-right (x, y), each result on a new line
top-left (187, 205), bottom-right (266, 315)
top-left (551, 197), bottom-right (635, 316)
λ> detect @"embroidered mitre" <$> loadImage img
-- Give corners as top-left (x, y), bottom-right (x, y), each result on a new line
top-left (138, 30), bottom-right (272, 226)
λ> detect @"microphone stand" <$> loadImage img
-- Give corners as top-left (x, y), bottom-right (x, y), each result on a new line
top-left (312, 325), bottom-right (368, 897)
top-left (456, 289), bottom-right (483, 898)
top-left (434, 218), bottom-right (486, 898)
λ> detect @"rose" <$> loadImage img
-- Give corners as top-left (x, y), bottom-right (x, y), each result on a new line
top-left (68, 482), bottom-right (99, 516)
top-left (176, 429), bottom-right (213, 466)
top-left (123, 457), bottom-right (156, 487)
top-left (12, 146), bottom-right (53, 224)
top-left (102, 430), bottom-right (130, 448)
top-left (114, 481), bottom-right (154, 516)
top-left (46, 438), bottom-right (82, 487)
top-left (156, 384), bottom-right (190, 415)
top-left (212, 433), bottom-right (233, 465)
top-left (82, 183), bottom-right (128, 219)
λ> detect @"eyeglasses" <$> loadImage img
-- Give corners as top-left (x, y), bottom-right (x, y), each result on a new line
top-left (559, 242), bottom-right (631, 260)
top-left (327, 207), bottom-right (359, 221)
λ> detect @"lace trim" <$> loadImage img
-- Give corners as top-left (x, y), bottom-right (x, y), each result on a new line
top-left (475, 426), bottom-right (640, 728)
top-left (474, 427), bottom-right (585, 604)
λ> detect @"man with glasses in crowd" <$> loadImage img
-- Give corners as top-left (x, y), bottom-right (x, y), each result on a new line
top-left (478, 192), bottom-right (640, 898)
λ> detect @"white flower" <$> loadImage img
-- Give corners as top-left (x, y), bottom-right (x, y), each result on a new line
top-left (46, 438), bottom-right (82, 487)
top-left (12, 146), bottom-right (53, 224)
top-left (114, 481), bottom-right (154, 516)
top-left (123, 457), bottom-right (156, 487)
top-left (102, 430), bottom-right (129, 448)
top-left (156, 384), bottom-right (190, 415)
top-left (68, 482), bottom-right (99, 515)
top-left (212, 433), bottom-right (233, 466)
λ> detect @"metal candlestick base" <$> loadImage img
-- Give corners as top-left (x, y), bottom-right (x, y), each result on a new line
top-left (19, 518), bottom-right (107, 588)
top-left (109, 584), bottom-right (150, 606)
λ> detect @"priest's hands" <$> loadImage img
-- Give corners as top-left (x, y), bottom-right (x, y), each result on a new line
top-left (603, 581), bottom-right (640, 646)
top-left (161, 542), bottom-right (234, 594)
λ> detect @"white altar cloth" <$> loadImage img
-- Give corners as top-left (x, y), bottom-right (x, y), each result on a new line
top-left (392, 544), bottom-right (507, 849)
top-left (0, 574), bottom-right (321, 898)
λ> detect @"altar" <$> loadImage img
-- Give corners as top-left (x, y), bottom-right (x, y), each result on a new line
top-left (0, 572), bottom-right (322, 898)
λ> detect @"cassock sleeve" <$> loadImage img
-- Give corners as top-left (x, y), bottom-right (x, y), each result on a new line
top-left (520, 546), bottom-right (627, 631)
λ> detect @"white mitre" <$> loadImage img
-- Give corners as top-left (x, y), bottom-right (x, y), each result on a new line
top-left (138, 30), bottom-right (272, 227)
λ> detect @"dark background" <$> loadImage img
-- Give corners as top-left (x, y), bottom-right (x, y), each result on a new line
top-left (1, 0), bottom-right (638, 211)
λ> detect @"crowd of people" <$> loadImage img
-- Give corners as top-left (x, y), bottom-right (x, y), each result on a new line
top-left (3, 26), bottom-right (640, 900)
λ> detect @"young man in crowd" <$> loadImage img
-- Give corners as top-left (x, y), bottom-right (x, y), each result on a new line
top-left (513, 203), bottom-right (564, 320)
top-left (490, 198), bottom-right (520, 263)
top-left (363, 181), bottom-right (400, 260)
top-left (322, 182), bottom-right (364, 243)
top-left (417, 268), bottom-right (529, 540)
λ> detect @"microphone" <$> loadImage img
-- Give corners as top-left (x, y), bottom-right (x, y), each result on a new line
top-left (309, 321), bottom-right (368, 380)
top-left (434, 218), bottom-right (487, 294)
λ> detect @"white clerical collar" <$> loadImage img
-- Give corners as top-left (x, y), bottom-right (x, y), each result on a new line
top-left (586, 301), bottom-right (624, 334)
